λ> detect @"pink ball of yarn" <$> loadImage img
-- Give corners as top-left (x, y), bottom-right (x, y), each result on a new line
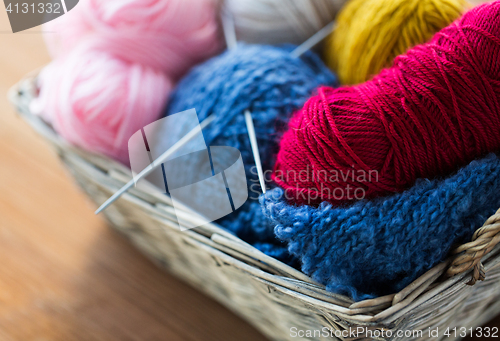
top-left (31, 43), bottom-right (172, 163)
top-left (43, 0), bottom-right (222, 79)
top-left (36, 0), bottom-right (222, 163)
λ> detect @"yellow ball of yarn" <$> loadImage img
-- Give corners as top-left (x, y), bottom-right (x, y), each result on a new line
top-left (325, 0), bottom-right (467, 85)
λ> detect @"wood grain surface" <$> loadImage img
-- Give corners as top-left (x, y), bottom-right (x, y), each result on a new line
top-left (0, 3), bottom-right (497, 341)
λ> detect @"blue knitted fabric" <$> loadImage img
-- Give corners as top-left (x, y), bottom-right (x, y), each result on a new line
top-left (161, 43), bottom-right (336, 263)
top-left (258, 154), bottom-right (500, 300)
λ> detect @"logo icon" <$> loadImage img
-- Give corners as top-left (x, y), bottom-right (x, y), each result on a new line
top-left (128, 109), bottom-right (248, 231)
top-left (4, 0), bottom-right (79, 33)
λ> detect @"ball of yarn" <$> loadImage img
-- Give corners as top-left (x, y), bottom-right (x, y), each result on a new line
top-left (325, 0), bottom-right (467, 85)
top-left (225, 0), bottom-right (346, 45)
top-left (273, 1), bottom-right (500, 206)
top-left (35, 0), bottom-right (222, 163)
top-left (31, 43), bottom-right (171, 163)
top-left (155, 44), bottom-right (336, 244)
top-left (261, 153), bottom-right (500, 300)
top-left (43, 0), bottom-right (222, 79)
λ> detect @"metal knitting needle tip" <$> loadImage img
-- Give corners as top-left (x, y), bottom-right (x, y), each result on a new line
top-left (95, 114), bottom-right (216, 215)
top-left (244, 110), bottom-right (266, 194)
top-left (221, 6), bottom-right (238, 51)
top-left (291, 20), bottom-right (336, 58)
top-left (220, 17), bottom-right (267, 193)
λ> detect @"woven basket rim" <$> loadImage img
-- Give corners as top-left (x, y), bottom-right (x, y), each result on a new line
top-left (10, 72), bottom-right (500, 325)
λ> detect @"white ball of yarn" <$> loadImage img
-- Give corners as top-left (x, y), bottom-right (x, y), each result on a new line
top-left (225, 0), bottom-right (346, 45)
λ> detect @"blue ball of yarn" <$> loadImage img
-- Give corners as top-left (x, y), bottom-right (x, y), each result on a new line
top-left (259, 154), bottom-right (500, 300)
top-left (160, 43), bottom-right (336, 258)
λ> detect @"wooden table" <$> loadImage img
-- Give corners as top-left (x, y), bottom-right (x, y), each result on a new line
top-left (0, 5), bottom-right (497, 341)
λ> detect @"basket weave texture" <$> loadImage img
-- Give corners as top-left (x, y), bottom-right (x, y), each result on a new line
top-left (10, 75), bottom-right (500, 341)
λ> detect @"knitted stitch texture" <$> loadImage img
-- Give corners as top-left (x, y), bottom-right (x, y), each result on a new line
top-left (159, 44), bottom-right (336, 259)
top-left (260, 154), bottom-right (500, 300)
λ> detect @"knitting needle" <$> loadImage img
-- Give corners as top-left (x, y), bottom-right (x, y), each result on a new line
top-left (221, 8), bottom-right (269, 193)
top-left (221, 7), bottom-right (238, 50)
top-left (95, 114), bottom-right (216, 215)
top-left (222, 9), bottom-right (336, 194)
top-left (291, 20), bottom-right (336, 58)
top-left (221, 8), bottom-right (267, 193)
top-left (243, 22), bottom-right (338, 190)
top-left (244, 110), bottom-right (267, 194)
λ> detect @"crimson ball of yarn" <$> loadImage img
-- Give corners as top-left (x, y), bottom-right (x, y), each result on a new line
top-left (273, 1), bottom-right (500, 205)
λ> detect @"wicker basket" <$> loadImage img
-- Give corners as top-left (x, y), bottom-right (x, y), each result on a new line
top-left (10, 74), bottom-right (500, 341)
